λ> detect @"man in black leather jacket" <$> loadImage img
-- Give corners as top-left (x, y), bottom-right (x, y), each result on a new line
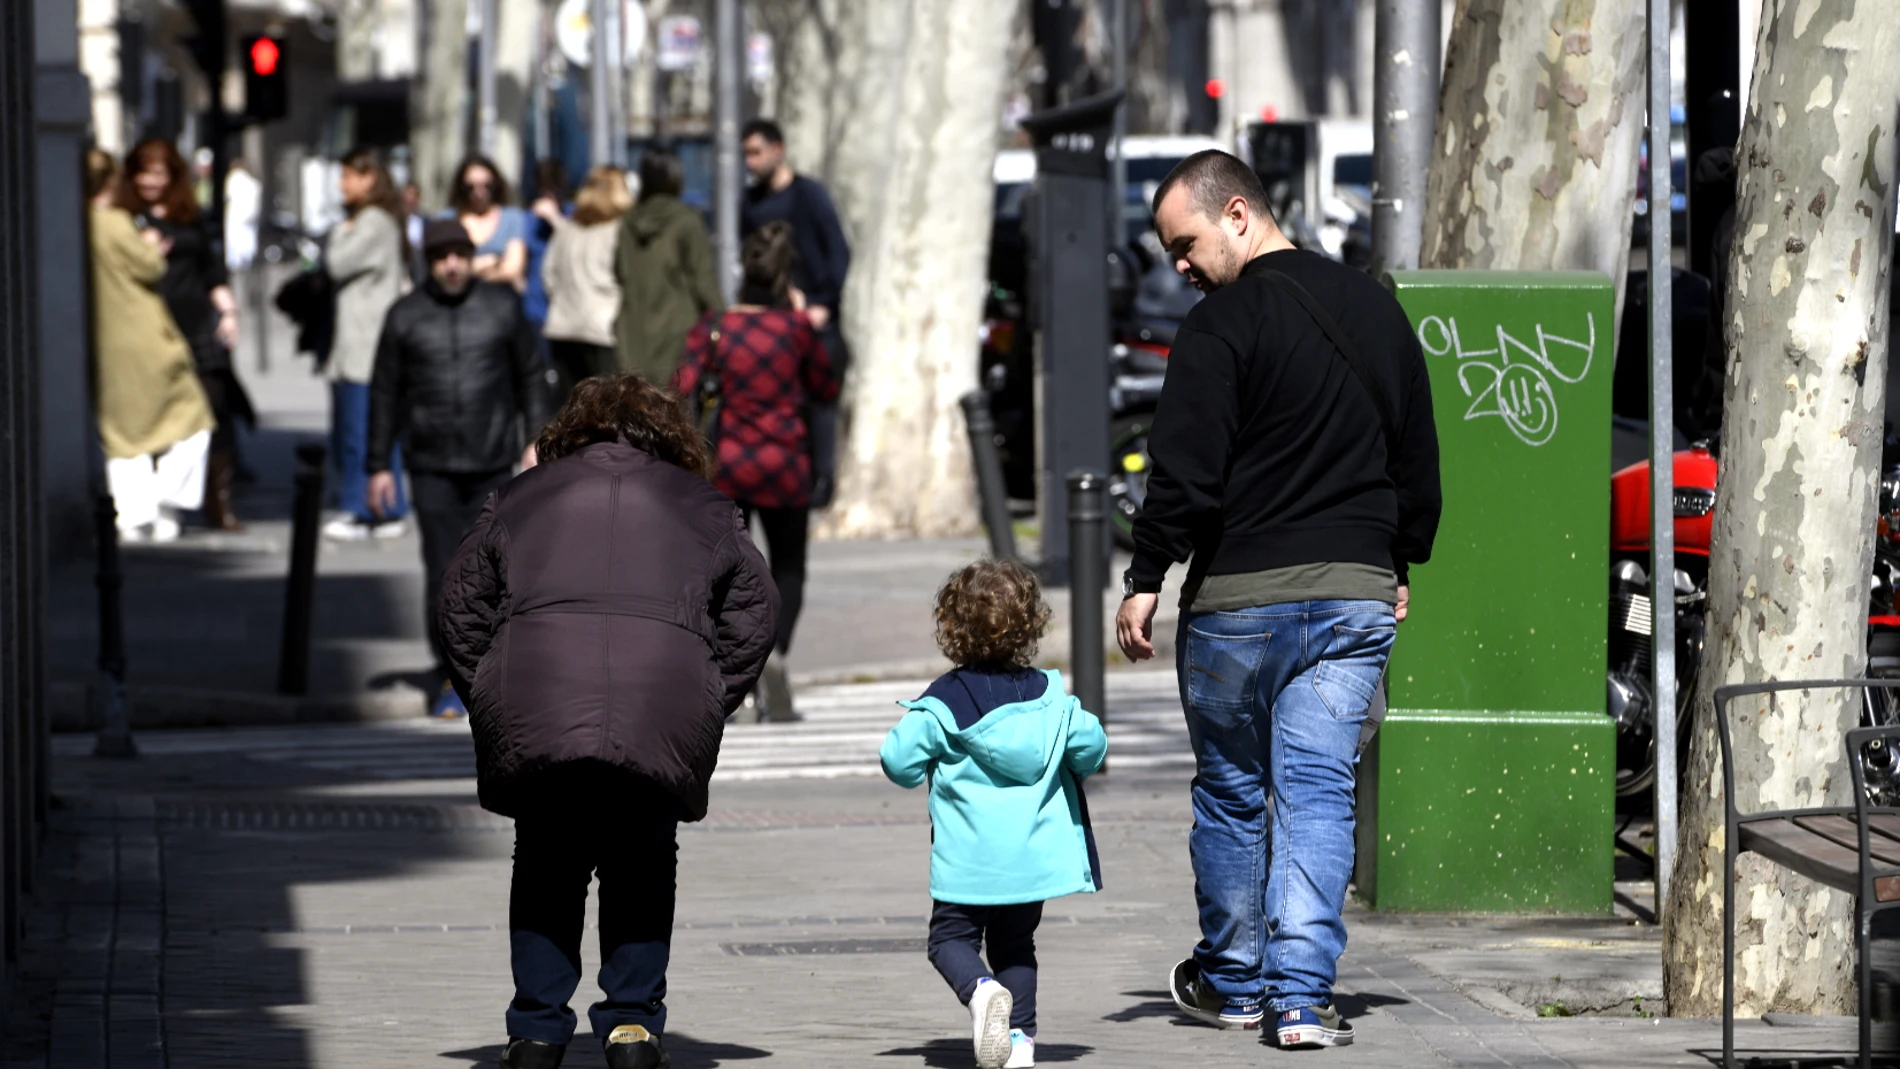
top-left (367, 218), bottom-right (553, 717)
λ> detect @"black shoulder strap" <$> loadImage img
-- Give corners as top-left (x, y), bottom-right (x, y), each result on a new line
top-left (1258, 269), bottom-right (1401, 468)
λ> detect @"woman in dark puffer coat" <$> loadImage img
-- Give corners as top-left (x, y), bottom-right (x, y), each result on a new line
top-left (438, 373), bottom-right (778, 1069)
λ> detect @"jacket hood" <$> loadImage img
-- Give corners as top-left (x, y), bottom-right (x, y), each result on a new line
top-left (903, 670), bottom-right (1068, 786)
top-left (628, 195), bottom-right (698, 243)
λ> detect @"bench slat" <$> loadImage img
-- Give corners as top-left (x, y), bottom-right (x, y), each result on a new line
top-left (1792, 815), bottom-right (1900, 867)
top-left (1739, 818), bottom-right (1900, 902)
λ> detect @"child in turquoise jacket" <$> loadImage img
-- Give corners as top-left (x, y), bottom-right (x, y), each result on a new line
top-left (880, 560), bottom-right (1108, 1069)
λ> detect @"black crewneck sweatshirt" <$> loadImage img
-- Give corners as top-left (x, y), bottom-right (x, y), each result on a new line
top-left (1127, 249), bottom-right (1442, 590)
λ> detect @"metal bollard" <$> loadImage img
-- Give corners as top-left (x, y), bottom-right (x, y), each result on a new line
top-left (278, 442), bottom-right (327, 695)
top-left (1067, 469), bottom-right (1107, 766)
top-left (960, 391), bottom-right (1018, 561)
top-left (92, 492), bottom-right (136, 758)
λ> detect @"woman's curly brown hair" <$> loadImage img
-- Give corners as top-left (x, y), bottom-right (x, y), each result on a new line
top-left (534, 373), bottom-right (715, 479)
top-left (934, 559), bottom-right (1052, 669)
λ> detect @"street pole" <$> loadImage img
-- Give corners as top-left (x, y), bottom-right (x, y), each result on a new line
top-left (604, 0), bottom-right (626, 167)
top-left (1369, 0), bottom-right (1440, 276)
top-left (1646, 0), bottom-right (1679, 924)
top-left (589, 0), bottom-right (611, 167)
top-left (712, 0), bottom-right (742, 302)
top-left (1108, 0), bottom-right (1127, 248)
top-left (477, 0), bottom-right (498, 158)
top-left (531, 1), bottom-right (550, 163)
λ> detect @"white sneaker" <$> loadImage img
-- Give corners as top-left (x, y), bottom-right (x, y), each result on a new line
top-left (149, 516), bottom-right (181, 543)
top-left (322, 516), bottom-right (373, 542)
top-left (970, 978), bottom-right (1014, 1069)
top-left (1003, 1029), bottom-right (1035, 1068)
top-left (370, 517), bottom-right (407, 539)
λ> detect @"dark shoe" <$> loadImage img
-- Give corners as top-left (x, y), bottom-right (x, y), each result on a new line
top-left (204, 448), bottom-right (243, 531)
top-left (500, 1037), bottom-right (566, 1069)
top-left (429, 681), bottom-right (467, 719)
top-left (1276, 1003), bottom-right (1354, 1048)
top-left (603, 1025), bottom-right (669, 1069)
top-left (1169, 958), bottom-right (1263, 1029)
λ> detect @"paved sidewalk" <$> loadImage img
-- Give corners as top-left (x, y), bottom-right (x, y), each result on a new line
top-left (5, 675), bottom-right (1876, 1069)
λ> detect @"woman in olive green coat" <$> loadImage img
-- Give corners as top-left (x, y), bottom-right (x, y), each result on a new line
top-left (614, 150), bottom-right (723, 385)
top-left (86, 149), bottom-right (216, 542)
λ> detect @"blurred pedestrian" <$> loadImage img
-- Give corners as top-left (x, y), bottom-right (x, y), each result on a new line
top-left (672, 221), bottom-right (838, 720)
top-left (438, 373), bottom-right (776, 1069)
top-left (524, 158), bottom-right (570, 343)
top-left (223, 158), bottom-right (260, 273)
top-left (448, 155), bottom-right (530, 292)
top-left (614, 149), bottom-right (722, 385)
top-left (119, 137), bottom-right (255, 530)
top-left (402, 180), bottom-right (427, 281)
top-left (322, 147), bottom-right (412, 541)
top-left (741, 118), bottom-right (852, 507)
top-left (880, 559), bottom-right (1106, 1069)
top-left (85, 149), bottom-right (216, 543)
top-left (366, 219), bottom-right (552, 719)
top-left (542, 166), bottom-right (630, 405)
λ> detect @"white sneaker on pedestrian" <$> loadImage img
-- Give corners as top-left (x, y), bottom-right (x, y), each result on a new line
top-left (149, 515), bottom-right (181, 543)
top-left (1003, 1029), bottom-right (1035, 1068)
top-left (322, 516), bottom-right (373, 542)
top-left (969, 978), bottom-right (1014, 1069)
top-left (370, 517), bottom-right (407, 539)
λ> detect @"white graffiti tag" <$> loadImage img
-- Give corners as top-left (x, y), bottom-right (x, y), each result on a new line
top-left (1415, 313), bottom-right (1595, 447)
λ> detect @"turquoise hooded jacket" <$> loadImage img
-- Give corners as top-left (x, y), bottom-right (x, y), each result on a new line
top-left (879, 669), bottom-right (1108, 906)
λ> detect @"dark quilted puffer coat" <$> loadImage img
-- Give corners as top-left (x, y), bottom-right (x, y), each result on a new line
top-left (437, 440), bottom-right (778, 820)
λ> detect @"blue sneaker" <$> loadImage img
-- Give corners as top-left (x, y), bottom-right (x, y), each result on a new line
top-left (1276, 1003), bottom-right (1354, 1048)
top-left (1168, 958), bottom-right (1263, 1029)
top-left (429, 683), bottom-right (467, 719)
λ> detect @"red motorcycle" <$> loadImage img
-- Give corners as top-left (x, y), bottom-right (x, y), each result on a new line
top-left (1609, 447), bottom-right (1900, 804)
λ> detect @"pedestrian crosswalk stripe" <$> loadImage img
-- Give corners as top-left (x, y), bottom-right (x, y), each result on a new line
top-left (52, 671), bottom-right (1194, 782)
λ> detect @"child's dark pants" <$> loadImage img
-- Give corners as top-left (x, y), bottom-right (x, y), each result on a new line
top-left (927, 899), bottom-right (1043, 1035)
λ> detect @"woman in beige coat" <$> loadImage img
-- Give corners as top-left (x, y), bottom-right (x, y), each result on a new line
top-left (542, 165), bottom-right (630, 405)
top-left (86, 148), bottom-right (215, 542)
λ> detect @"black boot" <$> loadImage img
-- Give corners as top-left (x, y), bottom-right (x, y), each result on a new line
top-left (500, 1037), bottom-right (566, 1069)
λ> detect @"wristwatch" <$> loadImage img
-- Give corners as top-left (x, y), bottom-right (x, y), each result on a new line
top-left (1122, 573), bottom-right (1162, 599)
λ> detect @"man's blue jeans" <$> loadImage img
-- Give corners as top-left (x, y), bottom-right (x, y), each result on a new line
top-left (330, 381), bottom-right (407, 523)
top-left (1176, 599), bottom-right (1396, 1013)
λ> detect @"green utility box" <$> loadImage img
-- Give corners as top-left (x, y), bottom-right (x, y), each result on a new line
top-left (1355, 271), bottom-right (1615, 914)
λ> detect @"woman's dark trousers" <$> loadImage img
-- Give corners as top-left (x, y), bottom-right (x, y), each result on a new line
top-left (927, 899), bottom-right (1042, 1035)
top-left (740, 505), bottom-right (808, 654)
top-left (506, 775), bottom-right (681, 1045)
top-left (549, 339), bottom-right (619, 408)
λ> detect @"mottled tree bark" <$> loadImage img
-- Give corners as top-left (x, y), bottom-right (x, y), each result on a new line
top-left (411, 0), bottom-right (468, 211)
top-left (1662, 0), bottom-right (1900, 1018)
top-left (1419, 0), bottom-right (1645, 323)
top-left (822, 0), bottom-right (1016, 536)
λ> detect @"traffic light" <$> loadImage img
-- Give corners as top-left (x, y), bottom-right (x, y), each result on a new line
top-left (241, 34), bottom-right (286, 123)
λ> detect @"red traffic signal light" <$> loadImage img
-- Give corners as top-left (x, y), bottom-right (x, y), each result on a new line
top-left (249, 36), bottom-right (280, 77)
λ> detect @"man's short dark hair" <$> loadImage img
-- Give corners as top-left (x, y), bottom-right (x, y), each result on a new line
top-left (1151, 149), bottom-right (1271, 223)
top-left (638, 149), bottom-right (683, 199)
top-left (741, 119), bottom-right (785, 145)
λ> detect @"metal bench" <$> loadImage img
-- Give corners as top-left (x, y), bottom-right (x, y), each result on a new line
top-left (1717, 679), bottom-right (1900, 1069)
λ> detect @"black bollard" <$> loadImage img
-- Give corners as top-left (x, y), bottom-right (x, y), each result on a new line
top-left (960, 391), bottom-right (1018, 561)
top-left (278, 442), bottom-right (327, 695)
top-left (1067, 469), bottom-right (1107, 764)
top-left (92, 492), bottom-right (136, 758)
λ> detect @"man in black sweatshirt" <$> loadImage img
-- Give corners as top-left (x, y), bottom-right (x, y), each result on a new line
top-left (1115, 150), bottom-right (1441, 1049)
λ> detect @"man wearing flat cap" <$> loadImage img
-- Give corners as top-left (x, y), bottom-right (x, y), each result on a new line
top-left (368, 218), bottom-right (553, 718)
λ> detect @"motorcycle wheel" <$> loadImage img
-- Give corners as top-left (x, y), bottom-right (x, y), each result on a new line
top-left (1615, 612), bottom-right (1704, 804)
top-left (1107, 415), bottom-right (1153, 552)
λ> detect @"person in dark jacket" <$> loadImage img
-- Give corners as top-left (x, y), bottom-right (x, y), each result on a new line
top-left (367, 218), bottom-right (553, 719)
top-left (437, 373), bottom-right (778, 1069)
top-left (614, 150), bottom-right (723, 385)
top-left (741, 118), bottom-right (852, 507)
top-left (1115, 151), bottom-right (1441, 1050)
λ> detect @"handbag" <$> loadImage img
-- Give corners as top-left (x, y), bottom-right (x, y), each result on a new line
top-left (690, 323), bottom-right (727, 450)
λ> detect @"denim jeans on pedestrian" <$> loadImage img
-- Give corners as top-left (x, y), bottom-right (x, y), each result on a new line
top-left (1176, 599), bottom-right (1396, 1013)
top-left (329, 381), bottom-right (407, 523)
top-left (926, 899), bottom-right (1042, 1035)
top-left (507, 769), bottom-right (681, 1045)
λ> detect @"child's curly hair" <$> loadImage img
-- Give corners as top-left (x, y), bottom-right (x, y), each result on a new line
top-left (934, 559), bottom-right (1052, 669)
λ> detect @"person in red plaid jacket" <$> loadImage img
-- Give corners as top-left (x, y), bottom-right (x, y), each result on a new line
top-left (673, 222), bottom-right (840, 719)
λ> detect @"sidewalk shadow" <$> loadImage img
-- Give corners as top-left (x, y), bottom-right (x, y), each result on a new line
top-left (1104, 988), bottom-right (1409, 1029)
top-left (877, 1038), bottom-right (1091, 1066)
top-left (444, 1034), bottom-right (771, 1068)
